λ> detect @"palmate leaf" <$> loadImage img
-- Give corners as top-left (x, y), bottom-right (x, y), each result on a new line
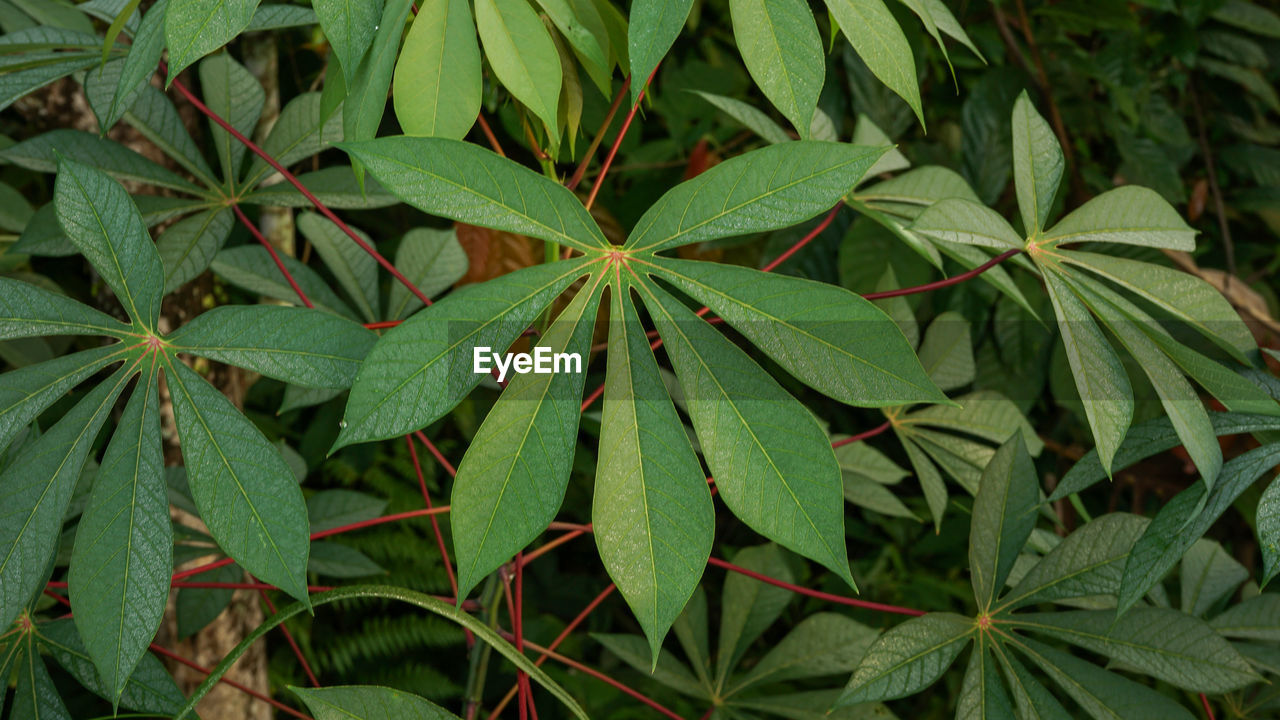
top-left (104, 0), bottom-right (167, 130)
top-left (729, 0), bottom-right (824, 137)
top-left (1044, 187), bottom-right (1196, 251)
top-left (626, 142), bottom-right (888, 253)
top-left (156, 206), bottom-right (234, 292)
top-left (956, 640), bottom-right (1015, 720)
top-left (0, 129), bottom-right (202, 193)
top-left (0, 363), bottom-right (132, 633)
top-left (211, 245), bottom-right (359, 320)
top-left (1180, 539), bottom-right (1247, 618)
top-left (66, 362), bottom-right (169, 708)
top-left (199, 53), bottom-right (264, 186)
top-left (387, 227), bottom-right (469, 319)
top-left (716, 544), bottom-right (794, 688)
top-left (38, 619), bottom-right (186, 716)
top-left (825, 0), bottom-right (923, 127)
top-left (451, 277), bottom-right (604, 600)
top-left (393, 0), bottom-right (481, 140)
top-left (1014, 638), bottom-right (1195, 720)
top-left (0, 344), bottom-right (127, 452)
top-left (336, 257), bottom-right (598, 448)
top-left (340, 137), bottom-right (608, 251)
top-left (639, 280), bottom-right (854, 587)
top-left (168, 305), bottom-right (376, 388)
top-left (291, 685), bottom-right (459, 719)
top-left (835, 612), bottom-right (973, 706)
top-left (647, 257), bottom-right (946, 406)
top-left (594, 281), bottom-right (714, 662)
top-left (993, 647), bottom-right (1072, 720)
top-left (999, 513), bottom-right (1149, 610)
top-left (969, 436), bottom-right (1038, 612)
top-left (164, 0), bottom-right (261, 80)
top-left (163, 355), bottom-right (311, 604)
top-left (475, 0), bottom-right (561, 134)
top-left (12, 642), bottom-right (72, 720)
top-left (0, 276), bottom-right (131, 339)
top-left (296, 211), bottom-right (380, 321)
top-left (244, 92), bottom-right (345, 187)
top-left (627, 0), bottom-right (693, 106)
top-left (593, 633), bottom-right (707, 698)
top-left (1011, 91), bottom-right (1063, 236)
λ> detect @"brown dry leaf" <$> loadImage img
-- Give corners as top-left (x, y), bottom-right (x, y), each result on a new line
top-left (1163, 250), bottom-right (1280, 339)
top-left (454, 223), bottom-right (540, 286)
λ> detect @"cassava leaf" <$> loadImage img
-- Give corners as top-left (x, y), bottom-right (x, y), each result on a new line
top-left (956, 641), bottom-right (1016, 720)
top-left (164, 0), bottom-right (261, 82)
top-left (393, 0), bottom-right (481, 140)
top-left (825, 0), bottom-right (923, 127)
top-left (296, 211), bottom-right (380, 322)
top-left (0, 129), bottom-right (201, 193)
top-left (836, 612), bottom-right (973, 705)
top-left (156, 207), bottom-right (234, 293)
top-left (38, 619), bottom-right (186, 715)
top-left (1044, 186), bottom-right (1196, 251)
top-left (210, 245), bottom-right (359, 320)
top-left (730, 0), bottom-right (824, 136)
top-left (342, 0), bottom-right (414, 166)
top-left (290, 685), bottom-right (460, 719)
top-left (1015, 637), bottom-right (1195, 720)
top-left (199, 53), bottom-right (264, 186)
top-left (908, 197), bottom-right (1024, 250)
top-left (313, 0), bottom-right (383, 79)
top-left (12, 645), bottom-right (72, 720)
top-left (970, 435), bottom-right (1039, 611)
top-left (1000, 513), bottom-right (1149, 610)
top-left (0, 277), bottom-right (131, 339)
top-left (387, 227), bottom-right (469, 320)
top-left (243, 91), bottom-right (345, 187)
top-left (0, 344), bottom-right (127, 453)
top-left (103, 0), bottom-right (166, 130)
top-left (475, 0), bottom-right (561, 133)
top-left (1011, 91), bottom-right (1063, 235)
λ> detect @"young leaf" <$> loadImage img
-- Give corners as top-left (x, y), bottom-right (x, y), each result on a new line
top-left (626, 142), bottom-right (888, 253)
top-left (296, 211), bottom-right (380, 321)
top-left (451, 280), bottom-right (604, 599)
top-left (1044, 186), bottom-right (1196, 251)
top-left (68, 364), bottom-right (169, 707)
top-left (641, 281), bottom-right (854, 587)
top-left (393, 0), bottom-right (481, 140)
top-left (0, 277), bottom-right (132, 339)
top-left (594, 283), bottom-right (714, 661)
top-left (211, 246), bottom-right (359, 320)
top-left (729, 0), bottom-right (824, 137)
top-left (836, 612), bottom-right (973, 705)
top-left (335, 257), bottom-right (597, 448)
top-left (825, 0), bottom-right (924, 127)
top-left (387, 227), bottom-right (469, 319)
top-left (1013, 608), bottom-right (1257, 692)
top-left (156, 207), bottom-right (234, 293)
top-left (163, 355), bottom-right (311, 604)
top-left (53, 156), bottom-right (165, 330)
top-left (0, 365), bottom-right (131, 632)
top-left (475, 0), bottom-right (562, 134)
top-left (647, 257), bottom-right (946, 406)
top-left (339, 136), bottom-right (609, 251)
top-left (1041, 268), bottom-right (1132, 475)
top-left (314, 0), bottom-right (384, 79)
top-left (1001, 513), bottom-right (1149, 609)
top-left (970, 435), bottom-right (1038, 611)
top-left (199, 53), bottom-right (264, 185)
top-left (169, 305), bottom-right (376, 388)
top-left (164, 0), bottom-right (261, 83)
top-left (1016, 637), bottom-right (1196, 720)
top-left (627, 0), bottom-right (692, 105)
top-left (291, 685), bottom-right (460, 719)
top-left (908, 197), bottom-right (1024, 250)
top-left (1010, 91), bottom-right (1063, 235)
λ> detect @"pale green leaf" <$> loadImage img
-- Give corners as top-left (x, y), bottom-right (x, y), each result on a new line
top-left (1044, 186), bottom-right (1196, 251)
top-left (692, 90), bottom-right (792, 145)
top-left (163, 355), bottom-right (311, 604)
top-left (843, 477), bottom-right (917, 520)
top-left (343, 0), bottom-right (414, 165)
top-left (533, 0), bottom-right (610, 94)
top-left (68, 364), bottom-right (169, 706)
top-left (595, 283), bottom-right (713, 661)
top-left (907, 391), bottom-right (1044, 456)
top-left (243, 91), bottom-right (345, 187)
top-left (340, 136), bottom-right (608, 251)
top-left (851, 114), bottom-right (910, 177)
top-left (908, 197), bottom-right (1024, 250)
top-left (836, 613), bottom-right (972, 705)
top-left (291, 685), bottom-right (459, 719)
top-left (335, 257), bottom-right (596, 448)
top-left (1001, 513), bottom-right (1149, 610)
top-left (476, 0), bottom-right (562, 133)
top-left (854, 166), bottom-right (981, 219)
top-left (387, 227), bottom-right (469, 320)
top-left (825, 0), bottom-right (923, 126)
top-left (970, 435), bottom-right (1039, 611)
top-left (1210, 594), bottom-right (1280, 642)
top-left (169, 305), bottom-right (376, 388)
top-left (393, 0), bottom-right (481, 140)
top-left (730, 0), bottom-right (824, 136)
top-left (1011, 91), bottom-right (1063, 235)
top-left (164, 0), bottom-right (260, 84)
top-left (917, 311), bottom-right (974, 391)
top-left (626, 141), bottom-right (888, 253)
top-left (729, 613), bottom-right (877, 692)
top-left (1180, 539), bottom-right (1247, 617)
top-left (716, 543), bottom-right (794, 685)
top-left (240, 167), bottom-right (401, 209)
top-left (900, 433), bottom-right (948, 529)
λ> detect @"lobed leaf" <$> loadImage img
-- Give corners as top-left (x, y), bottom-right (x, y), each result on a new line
top-left (908, 197), bottom-right (1024, 250)
top-left (1015, 637), bottom-right (1195, 720)
top-left (970, 435), bottom-right (1039, 611)
top-left (626, 0), bottom-right (693, 106)
top-left (836, 612), bottom-right (973, 705)
top-left (0, 277), bottom-right (131, 340)
top-left (1001, 513), bottom-right (1149, 610)
top-left (475, 0), bottom-right (561, 133)
top-left (1011, 91), bottom-right (1063, 235)
top-left (1045, 186), bottom-right (1196, 251)
top-left (156, 207), bottom-right (234, 293)
top-left (826, 0), bottom-right (923, 126)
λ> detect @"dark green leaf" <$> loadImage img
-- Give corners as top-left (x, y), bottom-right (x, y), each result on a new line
top-left (0, 129), bottom-right (202, 193)
top-left (1000, 513), bottom-right (1149, 610)
top-left (836, 612), bottom-right (972, 705)
top-left (291, 685), bottom-right (459, 719)
top-left (0, 277), bottom-right (131, 339)
top-left (314, 0), bottom-right (383, 79)
top-left (156, 207), bottom-right (234, 292)
top-left (38, 618), bottom-right (185, 714)
top-left (199, 53), bottom-right (264, 185)
top-left (1015, 637), bottom-right (1195, 720)
top-left (970, 435), bottom-right (1038, 611)
top-left (731, 0), bottom-right (824, 136)
top-left (210, 246), bottom-right (360, 320)
top-left (387, 227), bottom-right (469, 319)
top-left (164, 0), bottom-right (261, 80)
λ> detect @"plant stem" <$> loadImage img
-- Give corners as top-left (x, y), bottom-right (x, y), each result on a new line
top-left (464, 576), bottom-right (505, 719)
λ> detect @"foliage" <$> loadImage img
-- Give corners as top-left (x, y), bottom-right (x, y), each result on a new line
top-left (0, 0), bottom-right (1278, 718)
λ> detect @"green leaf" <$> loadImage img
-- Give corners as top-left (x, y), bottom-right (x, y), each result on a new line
top-left (0, 344), bottom-right (126, 453)
top-left (594, 282), bottom-right (713, 661)
top-left (314, 0), bottom-right (383, 79)
top-left (900, 432), bottom-right (948, 529)
top-left (38, 618), bottom-right (186, 715)
top-left (0, 129), bottom-right (201, 193)
top-left (199, 53), bottom-right (264, 186)
top-left (387, 227), bottom-right (469, 320)
top-left (343, 0), bottom-right (414, 165)
top-left (1058, 250), bottom-right (1253, 362)
top-left (210, 246), bottom-right (359, 320)
top-left (692, 90), bottom-right (792, 145)
top-left (12, 645), bottom-right (72, 720)
top-left (164, 0), bottom-right (260, 80)
top-left (163, 355), bottom-right (311, 604)
top-left (728, 613), bottom-right (877, 692)
top-left (393, 0), bottom-right (481, 140)
top-left (836, 612), bottom-right (972, 705)
top-left (970, 435), bottom-right (1038, 611)
top-left (291, 685), bottom-right (459, 719)
top-left (54, 156), bottom-right (165, 330)
top-left (1210, 594), bottom-right (1280, 641)
top-left (1015, 637), bottom-right (1195, 720)
top-left (672, 587), bottom-right (711, 687)
top-left (307, 489), bottom-right (387, 533)
top-left (336, 257), bottom-right (597, 448)
top-left (825, 0), bottom-right (923, 127)
top-left (533, 0), bottom-right (611, 94)
top-left (918, 311), bottom-right (974, 391)
top-left (593, 633), bottom-right (706, 698)
top-left (240, 167), bottom-right (401, 209)
top-left (0, 277), bottom-right (131, 339)
top-left (1118, 443), bottom-right (1280, 615)
top-left (340, 136), bottom-right (608, 251)
top-left (627, 0), bottom-right (692, 105)
top-left (104, 0), bottom-right (166, 130)
top-left (169, 305), bottom-right (376, 388)
top-left (451, 280), bottom-right (603, 599)
top-left (296, 211), bottom-right (380, 321)
top-left (1180, 539), bottom-right (1247, 617)
top-left (730, 0), bottom-right (824, 136)
top-left (1013, 608), bottom-right (1257, 692)
top-left (896, 0), bottom-right (983, 63)
top-left (649, 257), bottom-right (945, 406)
top-left (1259, 477), bottom-right (1280, 586)
top-left (854, 165), bottom-right (981, 219)
top-left (1041, 268), bottom-right (1132, 475)
top-left (640, 280), bottom-right (854, 586)
top-left (0, 365), bottom-right (131, 632)
top-left (1010, 91), bottom-right (1063, 236)
top-left (247, 3), bottom-right (317, 30)
top-left (1051, 412), bottom-right (1280, 500)
top-left (1044, 187), bottom-right (1196, 251)
top-left (851, 114), bottom-right (911, 178)
top-left (0, 53), bottom-right (96, 113)
top-left (1000, 513), bottom-right (1149, 610)
top-left (156, 207), bottom-right (234, 293)
top-left (176, 563), bottom-right (239, 638)
top-left (68, 363), bottom-right (168, 707)
top-left (716, 544), bottom-right (794, 685)
top-left (308, 541), bottom-right (385, 578)
top-left (475, 0), bottom-right (562, 133)
top-left (992, 646), bottom-right (1072, 720)
top-left (844, 476), bottom-right (917, 519)
top-left (909, 391), bottom-right (1043, 455)
top-left (956, 642), bottom-right (1016, 720)
top-left (243, 91), bottom-right (345, 188)
top-left (626, 142), bottom-right (888, 253)
top-left (908, 198), bottom-right (1024, 250)
top-left (117, 85), bottom-right (220, 188)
